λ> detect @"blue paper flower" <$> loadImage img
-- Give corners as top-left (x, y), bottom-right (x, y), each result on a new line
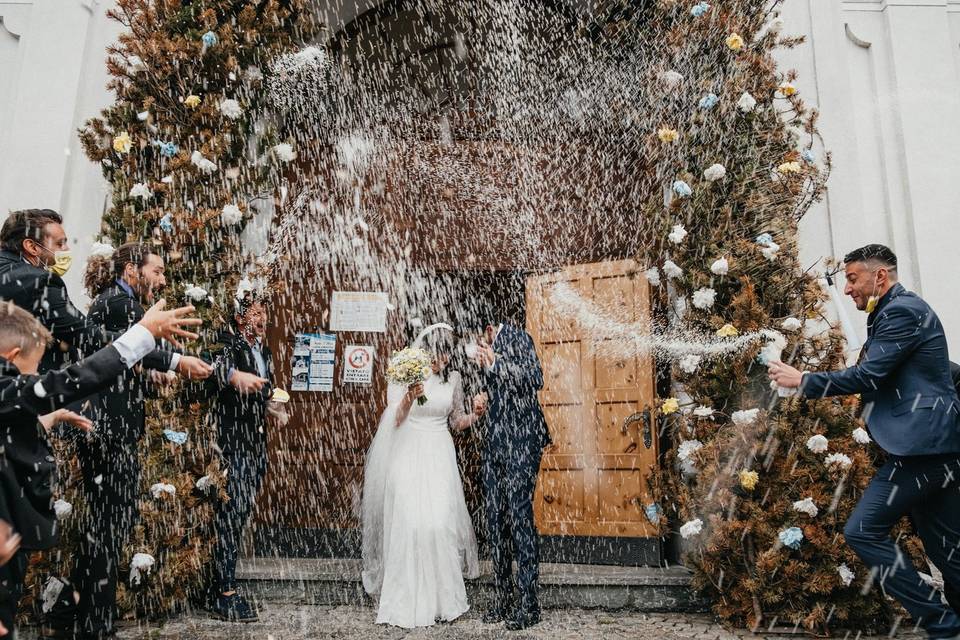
top-left (691, 1), bottom-right (711, 17)
top-left (755, 232), bottom-right (774, 247)
top-left (644, 503), bottom-right (662, 524)
top-left (159, 213), bottom-right (174, 233)
top-left (698, 93), bottom-right (719, 110)
top-left (801, 149), bottom-right (816, 164)
top-left (163, 429), bottom-right (188, 445)
top-left (156, 141), bottom-right (178, 158)
top-left (779, 527), bottom-right (804, 550)
top-left (672, 180), bottom-right (693, 198)
top-left (202, 31), bottom-right (218, 47)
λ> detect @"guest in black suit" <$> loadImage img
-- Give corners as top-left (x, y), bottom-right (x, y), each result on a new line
top-left (0, 298), bottom-right (202, 638)
top-left (52, 244), bottom-right (212, 640)
top-left (204, 292), bottom-right (278, 622)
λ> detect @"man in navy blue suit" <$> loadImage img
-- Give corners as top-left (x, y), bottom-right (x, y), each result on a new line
top-left (770, 244), bottom-right (960, 639)
top-left (474, 321), bottom-right (551, 631)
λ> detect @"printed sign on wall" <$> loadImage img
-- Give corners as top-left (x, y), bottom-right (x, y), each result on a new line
top-left (342, 345), bottom-right (375, 385)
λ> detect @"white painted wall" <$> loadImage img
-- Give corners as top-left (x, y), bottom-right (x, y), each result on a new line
top-left (2, 0), bottom-right (959, 355)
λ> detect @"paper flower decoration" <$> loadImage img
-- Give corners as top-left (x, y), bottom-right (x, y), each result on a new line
top-left (158, 213), bottom-right (174, 233)
top-left (761, 241), bottom-right (781, 261)
top-left (806, 434), bottom-right (829, 453)
top-left (677, 439), bottom-right (703, 462)
top-left (663, 260), bottom-right (683, 279)
top-left (781, 317), bottom-right (803, 332)
top-left (838, 563), bottom-right (855, 587)
top-left (825, 453), bottom-right (853, 469)
top-left (710, 257), bottom-right (729, 275)
top-left (136, 111), bottom-right (150, 122)
top-left (163, 429), bottom-right (187, 445)
top-left (644, 503), bottom-right (662, 524)
top-left (273, 143), bottom-right (297, 162)
top-left (703, 163), bottom-right (726, 182)
top-left (693, 405), bottom-right (714, 418)
top-left (680, 354), bottom-right (701, 374)
top-left (150, 482), bottom-right (176, 499)
top-left (221, 204), bottom-right (243, 225)
top-left (201, 31), bottom-right (218, 47)
top-left (737, 92), bottom-right (758, 113)
top-left (692, 288), bottom-right (716, 310)
top-left (129, 553), bottom-right (155, 585)
top-left (89, 241), bottom-right (115, 259)
top-left (732, 408), bottom-right (760, 426)
top-left (183, 94), bottom-right (201, 108)
top-left (756, 233), bottom-right (774, 246)
top-left (726, 33), bottom-right (745, 51)
top-left (801, 149), bottom-right (817, 164)
top-left (699, 93), bottom-right (719, 110)
top-left (219, 99), bottom-right (244, 120)
top-left (155, 141), bottom-right (178, 158)
top-left (778, 527), bottom-right (804, 550)
top-left (112, 132), bottom-right (133, 154)
top-left (691, 1), bottom-right (711, 17)
top-left (778, 161), bottom-right (803, 174)
top-left (668, 224), bottom-right (688, 244)
top-left (680, 518), bottom-right (704, 539)
top-left (792, 497), bottom-right (819, 517)
top-left (672, 180), bottom-right (693, 198)
top-left (53, 499), bottom-right (73, 519)
top-left (644, 267), bottom-right (662, 286)
top-left (129, 183), bottom-right (153, 200)
top-left (190, 150), bottom-right (218, 174)
top-left (196, 475), bottom-right (213, 491)
top-left (738, 470), bottom-right (759, 491)
top-left (183, 284), bottom-right (208, 302)
top-left (658, 127), bottom-right (680, 143)
top-left (662, 398), bottom-right (680, 415)
top-left (716, 324), bottom-right (739, 338)
top-left (778, 82), bottom-right (797, 97)
top-left (852, 427), bottom-right (872, 444)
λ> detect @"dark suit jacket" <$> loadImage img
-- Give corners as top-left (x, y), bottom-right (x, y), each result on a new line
top-left (86, 282), bottom-right (178, 445)
top-left (0, 346), bottom-right (127, 549)
top-left (484, 323), bottom-right (551, 456)
top-left (801, 283), bottom-right (960, 456)
top-left (204, 328), bottom-right (274, 457)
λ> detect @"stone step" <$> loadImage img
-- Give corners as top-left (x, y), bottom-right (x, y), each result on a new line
top-left (237, 558), bottom-right (707, 612)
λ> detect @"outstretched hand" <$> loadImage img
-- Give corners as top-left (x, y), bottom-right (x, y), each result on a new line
top-left (139, 299), bottom-right (203, 348)
top-left (38, 409), bottom-right (94, 433)
top-left (229, 370), bottom-right (269, 394)
top-left (767, 360), bottom-right (804, 389)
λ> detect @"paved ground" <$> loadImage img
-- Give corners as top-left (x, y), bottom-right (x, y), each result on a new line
top-left (95, 605), bottom-right (924, 640)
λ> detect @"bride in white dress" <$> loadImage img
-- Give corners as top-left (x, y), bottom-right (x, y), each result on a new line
top-left (361, 325), bottom-right (482, 628)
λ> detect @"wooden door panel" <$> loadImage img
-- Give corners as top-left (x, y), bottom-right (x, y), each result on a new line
top-left (538, 469), bottom-right (586, 524)
top-left (541, 342), bottom-right (582, 395)
top-left (542, 404), bottom-right (584, 454)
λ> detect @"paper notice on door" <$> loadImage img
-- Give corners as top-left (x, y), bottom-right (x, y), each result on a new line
top-left (329, 291), bottom-right (388, 333)
top-left (291, 333), bottom-right (336, 392)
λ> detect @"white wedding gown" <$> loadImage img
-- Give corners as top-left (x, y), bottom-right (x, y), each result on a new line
top-left (361, 370), bottom-right (480, 628)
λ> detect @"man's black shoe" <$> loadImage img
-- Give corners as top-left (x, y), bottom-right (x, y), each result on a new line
top-left (482, 608), bottom-right (509, 624)
top-left (505, 611), bottom-right (541, 631)
top-left (207, 593), bottom-right (259, 623)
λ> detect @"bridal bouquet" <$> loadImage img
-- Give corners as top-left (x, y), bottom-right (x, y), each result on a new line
top-left (386, 347), bottom-right (433, 405)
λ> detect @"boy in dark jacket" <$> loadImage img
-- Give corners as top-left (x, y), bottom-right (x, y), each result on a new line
top-left (0, 299), bottom-right (202, 638)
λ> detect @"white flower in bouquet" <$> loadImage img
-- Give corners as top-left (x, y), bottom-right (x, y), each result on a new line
top-left (89, 241), bottom-right (114, 259)
top-left (219, 98), bottom-right (244, 120)
top-left (693, 405), bottom-right (714, 418)
top-left (677, 439), bottom-right (703, 463)
top-left (825, 452), bottom-right (853, 469)
top-left (852, 427), bottom-right (872, 444)
top-left (183, 284), bottom-right (208, 302)
top-left (761, 241), bottom-right (781, 261)
top-left (129, 183), bottom-right (153, 200)
top-left (190, 150), bottom-right (218, 174)
top-left (387, 347), bottom-right (434, 406)
top-left (195, 475), bottom-right (213, 491)
top-left (781, 317), bottom-right (803, 332)
top-left (737, 92), bottom-right (758, 113)
top-left (129, 553), bottom-right (155, 585)
top-left (150, 482), bottom-right (176, 499)
top-left (127, 55), bottom-right (146, 74)
top-left (645, 267), bottom-right (661, 287)
top-left (273, 143), bottom-right (297, 163)
top-left (53, 499), bottom-right (73, 519)
top-left (668, 224), bottom-right (688, 244)
top-left (703, 163), bottom-right (727, 182)
top-left (806, 434), bottom-right (829, 453)
top-left (663, 260), bottom-right (683, 279)
top-left (221, 203), bottom-right (243, 225)
top-left (692, 288), bottom-right (716, 310)
top-left (792, 497), bottom-right (819, 518)
top-left (679, 354), bottom-right (701, 374)
top-left (680, 518), bottom-right (704, 539)
top-left (710, 257), bottom-right (729, 275)
top-left (732, 408), bottom-right (760, 426)
top-left (659, 70), bottom-right (684, 88)
top-left (838, 563), bottom-right (855, 587)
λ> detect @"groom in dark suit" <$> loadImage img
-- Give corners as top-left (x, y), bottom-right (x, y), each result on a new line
top-left (770, 244), bottom-right (960, 639)
top-left (474, 321), bottom-right (551, 631)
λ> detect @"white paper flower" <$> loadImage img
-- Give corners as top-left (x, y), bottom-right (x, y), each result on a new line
top-left (680, 518), bottom-right (704, 539)
top-left (825, 452), bottom-right (853, 469)
top-left (663, 260), bottom-right (683, 279)
top-left (668, 224), bottom-right (688, 244)
top-left (806, 434), bottom-right (829, 454)
top-left (184, 284), bottom-right (208, 302)
top-left (852, 427), bottom-right (872, 444)
top-left (195, 475), bottom-right (212, 491)
top-left (129, 553), bottom-right (155, 585)
top-left (710, 257), bottom-right (729, 276)
top-left (190, 150), bottom-right (218, 174)
top-left (219, 99), bottom-right (244, 120)
top-left (768, 16), bottom-right (785, 34)
top-left (692, 288), bottom-right (716, 310)
top-left (781, 317), bottom-right (803, 332)
top-left (150, 482), bottom-right (176, 499)
top-left (759, 331), bottom-right (787, 365)
top-left (221, 204), bottom-right (243, 225)
top-left (659, 70), bottom-right (684, 88)
top-left (732, 408), bottom-right (761, 426)
top-left (703, 163), bottom-right (727, 182)
top-left (126, 55), bottom-right (146, 74)
top-left (737, 92), bottom-right (758, 113)
top-left (837, 563), bottom-right (855, 587)
top-left (693, 405), bottom-right (714, 418)
top-left (161, 174), bottom-right (174, 184)
top-left (645, 267), bottom-right (661, 287)
top-left (761, 241), bottom-right (781, 261)
top-left (136, 111), bottom-right (150, 122)
top-left (129, 183), bottom-right (153, 200)
top-left (677, 439), bottom-right (704, 462)
top-left (273, 143), bottom-right (297, 162)
top-left (680, 354), bottom-right (701, 374)
top-left (792, 497), bottom-right (819, 518)
top-left (89, 241), bottom-right (115, 259)
top-left (41, 577), bottom-right (66, 614)
top-left (53, 499), bottom-right (73, 519)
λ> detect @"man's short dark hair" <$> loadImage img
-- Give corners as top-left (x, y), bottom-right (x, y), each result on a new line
top-left (1, 209), bottom-right (64, 253)
top-left (843, 244), bottom-right (898, 271)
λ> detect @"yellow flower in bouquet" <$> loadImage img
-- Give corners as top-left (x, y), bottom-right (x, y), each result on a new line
top-left (184, 94), bottom-right (202, 108)
top-left (739, 470), bottom-right (759, 491)
top-left (657, 127), bottom-right (679, 143)
top-left (726, 33), bottom-right (744, 51)
top-left (716, 323), bottom-right (739, 337)
top-left (112, 132), bottom-right (133, 154)
top-left (778, 161), bottom-right (803, 174)
top-left (661, 397), bottom-right (680, 415)
top-left (387, 347), bottom-right (433, 405)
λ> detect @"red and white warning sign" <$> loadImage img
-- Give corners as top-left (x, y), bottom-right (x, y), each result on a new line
top-left (343, 345), bottom-right (375, 384)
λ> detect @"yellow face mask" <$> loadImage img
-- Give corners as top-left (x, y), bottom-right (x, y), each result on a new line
top-left (865, 296), bottom-right (878, 313)
top-left (47, 250), bottom-right (73, 277)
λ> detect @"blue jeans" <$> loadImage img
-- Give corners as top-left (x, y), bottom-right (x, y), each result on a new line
top-left (845, 454), bottom-right (960, 638)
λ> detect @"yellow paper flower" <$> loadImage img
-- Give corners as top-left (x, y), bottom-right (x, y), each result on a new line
top-left (112, 132), bottom-right (133, 154)
top-left (184, 94), bottom-right (202, 108)
top-left (739, 470), bottom-right (759, 491)
top-left (661, 398), bottom-right (680, 415)
top-left (778, 161), bottom-right (803, 174)
top-left (657, 127), bottom-right (679, 143)
top-left (726, 33), bottom-right (744, 51)
top-left (716, 323), bottom-right (739, 338)
top-left (778, 82), bottom-right (797, 97)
